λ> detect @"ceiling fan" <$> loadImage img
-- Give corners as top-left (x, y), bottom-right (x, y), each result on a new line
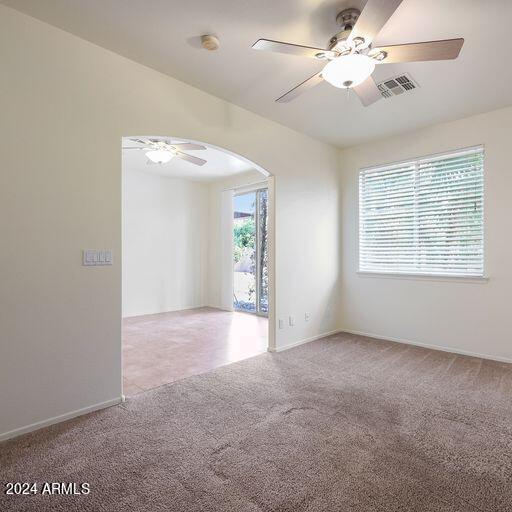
top-left (123, 138), bottom-right (207, 166)
top-left (252, 0), bottom-right (464, 106)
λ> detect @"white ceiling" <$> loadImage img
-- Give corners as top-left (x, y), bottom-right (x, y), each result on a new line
top-left (5, 0), bottom-right (512, 148)
top-left (122, 137), bottom-right (255, 181)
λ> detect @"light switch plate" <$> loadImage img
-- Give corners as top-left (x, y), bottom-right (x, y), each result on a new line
top-left (82, 250), bottom-right (113, 266)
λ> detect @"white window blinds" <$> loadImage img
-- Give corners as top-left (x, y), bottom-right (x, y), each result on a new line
top-left (359, 146), bottom-right (484, 277)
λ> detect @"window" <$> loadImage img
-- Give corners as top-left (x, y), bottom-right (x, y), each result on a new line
top-left (359, 146), bottom-right (484, 277)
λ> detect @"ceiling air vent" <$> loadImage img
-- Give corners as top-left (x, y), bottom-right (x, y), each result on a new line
top-left (377, 73), bottom-right (418, 98)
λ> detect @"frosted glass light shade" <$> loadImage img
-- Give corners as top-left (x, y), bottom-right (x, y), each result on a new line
top-left (322, 54), bottom-right (376, 89)
top-left (146, 150), bottom-right (173, 164)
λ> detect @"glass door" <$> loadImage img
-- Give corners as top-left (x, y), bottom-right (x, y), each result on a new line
top-left (233, 188), bottom-right (268, 315)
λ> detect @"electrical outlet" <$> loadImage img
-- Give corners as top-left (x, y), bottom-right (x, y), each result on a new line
top-left (278, 319), bottom-right (284, 329)
top-left (289, 316), bottom-right (295, 327)
top-left (305, 312), bottom-right (310, 322)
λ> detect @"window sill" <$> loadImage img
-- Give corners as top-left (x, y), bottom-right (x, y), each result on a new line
top-left (357, 270), bottom-right (489, 283)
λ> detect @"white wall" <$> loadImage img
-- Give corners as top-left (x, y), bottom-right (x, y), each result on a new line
top-left (122, 164), bottom-right (209, 317)
top-left (0, 5), bottom-right (340, 439)
top-left (339, 106), bottom-right (512, 362)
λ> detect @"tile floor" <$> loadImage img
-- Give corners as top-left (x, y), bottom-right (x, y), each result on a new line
top-left (122, 307), bottom-right (268, 396)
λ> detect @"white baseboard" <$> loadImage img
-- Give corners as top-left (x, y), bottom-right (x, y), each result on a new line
top-left (0, 397), bottom-right (123, 443)
top-left (341, 328), bottom-right (512, 364)
top-left (268, 327), bottom-right (512, 364)
top-left (206, 304), bottom-right (233, 312)
top-left (268, 329), bottom-right (343, 353)
top-left (123, 304), bottom-right (206, 319)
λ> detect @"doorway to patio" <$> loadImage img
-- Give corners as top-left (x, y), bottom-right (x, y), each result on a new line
top-left (233, 187), bottom-right (268, 316)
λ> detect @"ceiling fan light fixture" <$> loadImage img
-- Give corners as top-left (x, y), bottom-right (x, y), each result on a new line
top-left (146, 149), bottom-right (174, 164)
top-left (322, 53), bottom-right (376, 89)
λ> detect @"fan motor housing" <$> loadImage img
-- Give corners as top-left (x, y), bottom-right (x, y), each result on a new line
top-left (336, 8), bottom-right (360, 30)
top-left (328, 8), bottom-right (361, 51)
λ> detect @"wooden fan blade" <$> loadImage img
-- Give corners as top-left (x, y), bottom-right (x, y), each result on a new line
top-left (372, 38), bottom-right (464, 63)
top-left (252, 39), bottom-right (337, 59)
top-left (276, 71), bottom-right (324, 103)
top-left (171, 143), bottom-right (207, 151)
top-left (174, 151), bottom-right (207, 166)
top-left (349, 0), bottom-right (404, 46)
top-left (353, 76), bottom-right (383, 107)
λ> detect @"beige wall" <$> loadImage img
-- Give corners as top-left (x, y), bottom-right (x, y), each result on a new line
top-left (0, 5), bottom-right (340, 438)
top-left (339, 106), bottom-right (512, 362)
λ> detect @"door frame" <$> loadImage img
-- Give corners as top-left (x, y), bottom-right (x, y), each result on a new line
top-left (219, 176), bottom-right (275, 351)
top-left (233, 185), bottom-right (268, 317)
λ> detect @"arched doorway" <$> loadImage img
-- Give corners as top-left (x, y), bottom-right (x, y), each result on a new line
top-left (121, 135), bottom-right (275, 397)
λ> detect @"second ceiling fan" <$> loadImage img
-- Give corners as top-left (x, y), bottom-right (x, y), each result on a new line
top-left (123, 138), bottom-right (207, 166)
top-left (252, 0), bottom-right (464, 106)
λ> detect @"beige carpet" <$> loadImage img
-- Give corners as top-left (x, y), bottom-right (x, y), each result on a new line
top-left (1, 332), bottom-right (512, 511)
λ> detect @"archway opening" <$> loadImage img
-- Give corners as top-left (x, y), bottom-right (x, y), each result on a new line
top-left (121, 135), bottom-right (274, 397)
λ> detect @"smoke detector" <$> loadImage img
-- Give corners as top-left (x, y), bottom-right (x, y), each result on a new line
top-left (201, 35), bottom-right (220, 51)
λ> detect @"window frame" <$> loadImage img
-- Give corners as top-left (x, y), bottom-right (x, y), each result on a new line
top-left (356, 145), bottom-right (487, 281)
